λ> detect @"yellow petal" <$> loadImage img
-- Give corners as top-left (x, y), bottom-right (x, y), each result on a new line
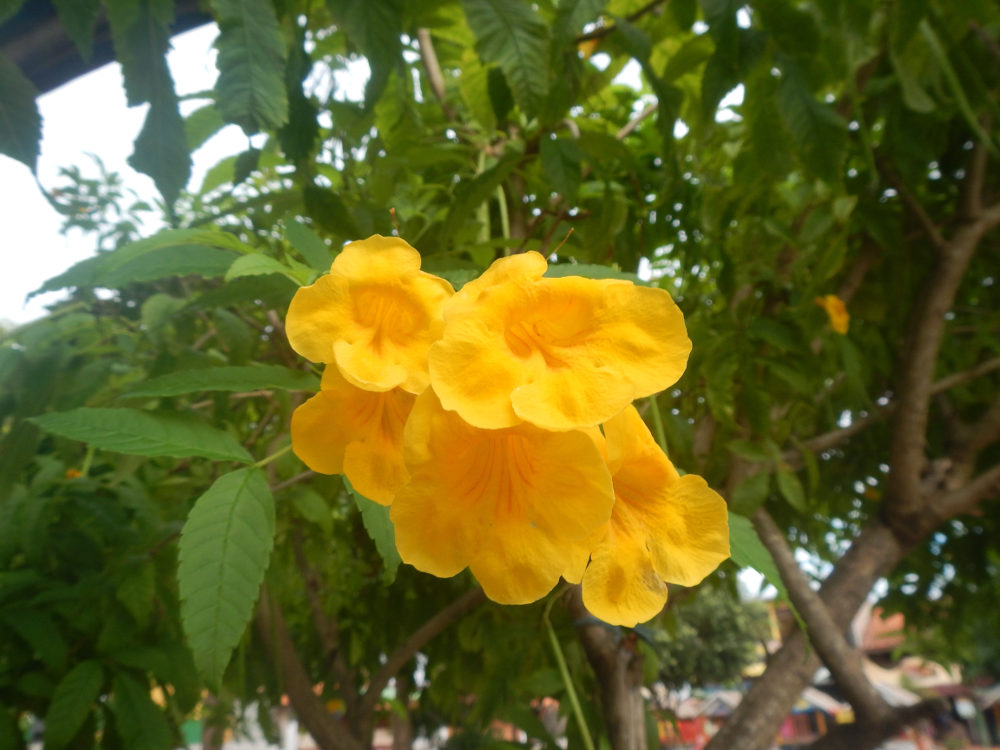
top-left (429, 263), bottom-right (691, 431)
top-left (577, 405), bottom-right (729, 624)
top-left (645, 474), bottom-right (730, 587)
top-left (391, 389), bottom-right (614, 603)
top-left (443, 251), bottom-right (548, 321)
top-left (291, 366), bottom-right (414, 505)
top-left (814, 294), bottom-right (850, 335)
top-left (581, 512), bottom-right (669, 627)
top-left (285, 235), bottom-right (453, 394)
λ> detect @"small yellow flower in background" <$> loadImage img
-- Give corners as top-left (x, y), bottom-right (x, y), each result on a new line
top-left (286, 235), bottom-right (454, 394)
top-left (390, 389), bottom-right (615, 605)
top-left (291, 366), bottom-right (414, 505)
top-left (429, 252), bottom-right (691, 431)
top-left (64, 468), bottom-right (82, 479)
top-left (571, 405), bottom-right (730, 627)
top-left (815, 294), bottom-right (849, 334)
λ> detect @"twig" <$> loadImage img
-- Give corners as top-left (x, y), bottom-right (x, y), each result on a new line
top-left (271, 470), bottom-right (316, 493)
top-left (876, 157), bottom-right (946, 250)
top-left (575, 0), bottom-right (667, 43)
top-left (616, 103), bottom-right (658, 140)
top-left (417, 29), bottom-right (455, 119)
top-left (936, 462), bottom-right (1000, 519)
top-left (359, 588), bottom-right (486, 718)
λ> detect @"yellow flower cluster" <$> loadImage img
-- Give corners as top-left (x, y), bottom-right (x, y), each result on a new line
top-left (286, 236), bottom-right (730, 626)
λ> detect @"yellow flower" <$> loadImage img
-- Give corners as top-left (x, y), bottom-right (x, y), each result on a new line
top-left (814, 294), bottom-right (849, 335)
top-left (428, 252), bottom-right (691, 431)
top-left (291, 366), bottom-right (414, 505)
top-left (390, 388), bottom-right (615, 604)
top-left (286, 235), bottom-right (454, 394)
top-left (571, 405), bottom-right (730, 627)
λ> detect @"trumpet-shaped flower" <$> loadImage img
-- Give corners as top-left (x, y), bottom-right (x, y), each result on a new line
top-left (428, 252), bottom-right (691, 431)
top-left (814, 294), bottom-right (849, 335)
top-left (390, 389), bottom-right (615, 604)
top-left (286, 235), bottom-right (453, 394)
top-left (572, 405), bottom-right (729, 627)
top-left (291, 366), bottom-right (414, 505)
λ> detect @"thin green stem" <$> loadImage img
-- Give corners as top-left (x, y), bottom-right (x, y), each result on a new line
top-left (647, 393), bottom-right (669, 454)
top-left (254, 442), bottom-right (293, 469)
top-left (80, 445), bottom-right (95, 478)
top-left (496, 184), bottom-right (511, 244)
top-left (543, 595), bottom-right (596, 750)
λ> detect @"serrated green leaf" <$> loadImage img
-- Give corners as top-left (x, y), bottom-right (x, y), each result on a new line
top-left (233, 147), bottom-right (261, 184)
top-left (328, 0), bottom-right (403, 109)
top-left (30, 407), bottom-right (253, 463)
top-left (303, 185), bottom-right (361, 240)
top-left (463, 0), bottom-right (549, 117)
top-left (225, 253), bottom-right (312, 285)
top-left (539, 136), bottom-right (583, 200)
top-left (776, 468), bottom-right (807, 512)
top-left (728, 511), bottom-right (788, 601)
top-left (776, 59), bottom-right (847, 183)
top-left (131, 94), bottom-right (191, 206)
top-left (730, 470), bottom-right (770, 515)
top-left (110, 673), bottom-right (173, 750)
top-left (33, 228), bottom-right (255, 295)
top-left (212, 0), bottom-right (288, 133)
top-left (178, 468), bottom-right (275, 688)
top-left (106, 0), bottom-right (174, 106)
top-left (116, 562), bottom-right (156, 625)
top-left (285, 218), bottom-right (332, 271)
top-left (103, 246), bottom-right (239, 287)
top-left (348, 481), bottom-right (400, 584)
top-left (0, 53), bottom-right (41, 171)
top-left (51, 0), bottom-right (100, 60)
top-left (124, 365), bottom-right (319, 398)
top-left (44, 661), bottom-right (104, 750)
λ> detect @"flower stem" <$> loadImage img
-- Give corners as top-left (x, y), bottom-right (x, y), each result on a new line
top-left (648, 393), bottom-right (669, 454)
top-left (253, 442), bottom-right (293, 469)
top-left (496, 184), bottom-right (510, 242)
top-left (543, 595), bottom-right (596, 750)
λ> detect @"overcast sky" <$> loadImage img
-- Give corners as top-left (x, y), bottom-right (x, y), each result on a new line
top-left (0, 24), bottom-right (246, 325)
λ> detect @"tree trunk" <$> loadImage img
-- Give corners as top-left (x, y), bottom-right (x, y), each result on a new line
top-left (706, 520), bottom-right (903, 750)
top-left (568, 589), bottom-right (648, 750)
top-left (391, 670), bottom-right (413, 750)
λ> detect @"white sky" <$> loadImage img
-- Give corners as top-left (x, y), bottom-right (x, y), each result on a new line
top-left (0, 24), bottom-right (245, 325)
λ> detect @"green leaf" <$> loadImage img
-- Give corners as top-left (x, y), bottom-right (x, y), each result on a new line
top-left (33, 228), bottom-right (255, 295)
top-left (776, 59), bottom-right (847, 183)
top-left (730, 470), bottom-right (770, 515)
top-left (116, 562), bottom-right (156, 625)
top-left (97, 245), bottom-right (239, 287)
top-left (124, 365), bottom-right (319, 398)
top-left (51, 0), bottom-right (100, 60)
top-left (225, 253), bottom-right (312, 285)
top-left (435, 153), bottom-right (522, 246)
top-left (728, 511), bottom-right (788, 600)
top-left (544, 263), bottom-right (643, 284)
top-left (233, 147), bottom-right (261, 184)
top-left (211, 0), bottom-right (289, 133)
top-left (463, 0), bottom-right (549, 118)
top-left (292, 488), bottom-right (333, 535)
top-left (110, 673), bottom-right (173, 750)
top-left (30, 407), bottom-right (253, 463)
top-left (285, 217), bottom-right (333, 271)
top-left (776, 468), bottom-right (807, 512)
top-left (348, 481), bottom-right (400, 584)
top-left (727, 439), bottom-right (782, 463)
top-left (539, 136), bottom-right (583, 200)
top-left (327, 0), bottom-right (403, 109)
top-left (185, 102), bottom-right (227, 151)
top-left (304, 185), bottom-right (361, 240)
top-left (44, 661), bottom-right (104, 750)
top-left (3, 610), bottom-right (67, 672)
top-left (0, 53), bottom-right (41, 171)
top-left (131, 94), bottom-right (191, 206)
top-left (178, 468), bottom-right (275, 688)
top-left (661, 35), bottom-right (714, 83)
top-left (0, 0), bottom-right (27, 24)
top-left (106, 0), bottom-right (174, 105)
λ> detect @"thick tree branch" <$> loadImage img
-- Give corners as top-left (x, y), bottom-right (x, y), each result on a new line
top-left (950, 392), bottom-right (1000, 477)
top-left (887, 204), bottom-right (1000, 536)
top-left (806, 697), bottom-right (948, 750)
top-left (359, 587), bottom-right (485, 719)
top-left (257, 589), bottom-right (365, 750)
top-left (752, 509), bottom-right (894, 724)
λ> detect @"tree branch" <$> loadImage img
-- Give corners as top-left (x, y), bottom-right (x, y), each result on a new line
top-left (616, 103), bottom-right (658, 140)
top-left (416, 29), bottom-right (454, 119)
top-left (575, 0), bottom-right (666, 43)
top-left (876, 158), bottom-right (946, 250)
top-left (256, 589), bottom-right (364, 750)
top-left (359, 587), bottom-right (485, 719)
top-left (805, 697), bottom-right (948, 750)
top-left (936, 462), bottom-right (1000, 520)
top-left (751, 509), bottom-right (894, 724)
